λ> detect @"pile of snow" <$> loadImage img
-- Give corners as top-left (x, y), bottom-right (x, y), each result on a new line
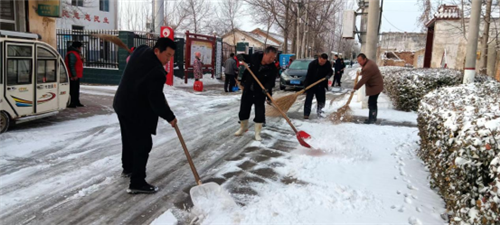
top-left (381, 67), bottom-right (463, 111)
top-left (417, 81), bottom-right (500, 224)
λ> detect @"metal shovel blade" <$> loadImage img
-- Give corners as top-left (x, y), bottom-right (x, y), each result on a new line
top-left (297, 131), bottom-right (312, 148)
top-left (190, 182), bottom-right (237, 209)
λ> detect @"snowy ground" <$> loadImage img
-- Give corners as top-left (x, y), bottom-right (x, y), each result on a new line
top-left (1, 68), bottom-right (447, 225)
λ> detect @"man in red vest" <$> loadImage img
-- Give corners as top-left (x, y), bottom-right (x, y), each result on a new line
top-left (65, 41), bottom-right (84, 108)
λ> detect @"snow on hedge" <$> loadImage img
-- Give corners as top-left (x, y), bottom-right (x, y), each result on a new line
top-left (381, 67), bottom-right (463, 111)
top-left (417, 81), bottom-right (500, 224)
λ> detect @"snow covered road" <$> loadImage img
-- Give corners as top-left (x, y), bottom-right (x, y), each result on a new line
top-left (1, 71), bottom-right (447, 225)
top-left (0, 83), bottom-right (258, 224)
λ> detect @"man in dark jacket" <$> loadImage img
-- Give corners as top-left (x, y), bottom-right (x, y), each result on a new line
top-left (304, 53), bottom-right (333, 119)
top-left (333, 55), bottom-right (344, 87)
top-left (353, 53), bottom-right (384, 124)
top-left (65, 42), bottom-right (84, 108)
top-left (235, 46), bottom-right (278, 141)
top-left (224, 53), bottom-right (238, 92)
top-left (113, 38), bottom-right (177, 194)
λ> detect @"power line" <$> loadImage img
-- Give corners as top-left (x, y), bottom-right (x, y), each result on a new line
top-left (382, 14), bottom-right (405, 32)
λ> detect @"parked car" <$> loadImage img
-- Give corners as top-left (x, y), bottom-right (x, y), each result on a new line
top-left (280, 59), bottom-right (313, 90)
top-left (0, 30), bottom-right (70, 133)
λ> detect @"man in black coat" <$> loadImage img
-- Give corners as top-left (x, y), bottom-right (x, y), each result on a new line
top-left (235, 46), bottom-right (278, 141)
top-left (113, 38), bottom-right (177, 194)
top-left (333, 55), bottom-right (344, 87)
top-left (304, 53), bottom-right (333, 119)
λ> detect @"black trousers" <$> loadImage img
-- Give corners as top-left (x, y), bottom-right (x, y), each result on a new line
top-left (304, 87), bottom-right (326, 116)
top-left (239, 89), bottom-right (266, 123)
top-left (333, 72), bottom-right (342, 86)
top-left (368, 93), bottom-right (380, 119)
top-left (224, 74), bottom-right (235, 92)
top-left (70, 78), bottom-right (81, 105)
top-left (118, 115), bottom-right (153, 186)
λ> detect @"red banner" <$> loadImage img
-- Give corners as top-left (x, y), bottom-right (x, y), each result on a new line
top-left (161, 26), bottom-right (174, 86)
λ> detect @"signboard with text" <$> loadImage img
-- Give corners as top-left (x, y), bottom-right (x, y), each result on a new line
top-left (161, 26), bottom-right (174, 86)
top-left (38, 0), bottom-right (62, 18)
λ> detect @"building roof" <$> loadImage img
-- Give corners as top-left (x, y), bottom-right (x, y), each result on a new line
top-left (435, 5), bottom-right (460, 19)
top-left (222, 29), bottom-right (281, 47)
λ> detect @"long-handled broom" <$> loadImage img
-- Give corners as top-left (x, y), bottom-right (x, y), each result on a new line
top-left (91, 34), bottom-right (133, 53)
top-left (266, 78), bottom-right (327, 117)
top-left (329, 71), bottom-right (360, 124)
top-left (243, 64), bottom-right (312, 148)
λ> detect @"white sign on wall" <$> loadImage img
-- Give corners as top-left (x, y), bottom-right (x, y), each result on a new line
top-left (342, 10), bottom-right (356, 39)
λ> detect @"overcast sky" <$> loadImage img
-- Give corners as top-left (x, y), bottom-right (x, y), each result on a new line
top-left (240, 0), bottom-right (423, 33)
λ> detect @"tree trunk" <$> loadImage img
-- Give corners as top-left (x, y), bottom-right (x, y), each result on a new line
top-left (300, 0), bottom-right (308, 58)
top-left (479, 0), bottom-right (493, 74)
top-left (284, 0), bottom-right (289, 53)
top-left (296, 2), bottom-right (301, 58)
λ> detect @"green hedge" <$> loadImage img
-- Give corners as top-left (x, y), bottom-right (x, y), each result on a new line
top-left (418, 81), bottom-right (500, 224)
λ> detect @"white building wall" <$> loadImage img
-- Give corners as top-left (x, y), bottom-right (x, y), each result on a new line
top-left (57, 0), bottom-right (118, 30)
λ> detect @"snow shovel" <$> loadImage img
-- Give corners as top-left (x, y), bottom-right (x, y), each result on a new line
top-left (266, 78), bottom-right (327, 117)
top-left (173, 124), bottom-right (237, 208)
top-left (243, 64), bottom-right (312, 148)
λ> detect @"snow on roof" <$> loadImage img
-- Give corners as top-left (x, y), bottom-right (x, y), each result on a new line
top-left (243, 31), bottom-right (281, 47)
top-left (435, 5), bottom-right (460, 19)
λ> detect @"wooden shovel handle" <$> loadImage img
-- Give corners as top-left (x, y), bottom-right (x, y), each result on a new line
top-left (297, 78), bottom-right (327, 95)
top-left (243, 64), bottom-right (298, 134)
top-left (174, 125), bottom-right (203, 185)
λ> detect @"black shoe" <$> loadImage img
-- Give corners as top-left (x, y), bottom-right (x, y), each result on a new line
top-left (67, 105), bottom-right (77, 108)
top-left (263, 123), bottom-right (266, 127)
top-left (76, 104), bottom-right (85, 107)
top-left (304, 116), bottom-right (309, 119)
top-left (364, 119), bottom-right (375, 124)
top-left (127, 182), bottom-right (159, 194)
top-left (121, 170), bottom-right (132, 178)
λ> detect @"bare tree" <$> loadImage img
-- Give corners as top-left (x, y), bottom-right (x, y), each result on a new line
top-left (416, 0), bottom-right (432, 31)
top-left (215, 0), bottom-right (242, 50)
top-left (183, 0), bottom-right (213, 34)
top-left (118, 1), bottom-right (151, 31)
top-left (162, 0), bottom-right (190, 32)
top-left (479, 0), bottom-right (494, 73)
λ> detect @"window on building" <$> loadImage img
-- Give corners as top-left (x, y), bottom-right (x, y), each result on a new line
top-left (99, 0), bottom-right (109, 12)
top-left (0, 0), bottom-right (16, 31)
top-left (71, 0), bottom-right (84, 7)
top-left (72, 25), bottom-right (84, 42)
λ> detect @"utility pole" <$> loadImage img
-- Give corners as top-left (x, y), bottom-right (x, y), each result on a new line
top-left (365, 0), bottom-right (380, 61)
top-left (359, 0), bottom-right (368, 53)
top-left (152, 0), bottom-right (164, 34)
top-left (479, 0), bottom-right (493, 75)
top-left (463, 0), bottom-right (482, 84)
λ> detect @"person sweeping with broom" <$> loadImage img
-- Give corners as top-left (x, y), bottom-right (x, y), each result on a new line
top-left (303, 53), bottom-right (333, 119)
top-left (113, 38), bottom-right (177, 194)
top-left (235, 46), bottom-right (278, 141)
top-left (353, 53), bottom-right (384, 124)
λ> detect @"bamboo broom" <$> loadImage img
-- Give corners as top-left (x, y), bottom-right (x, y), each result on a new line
top-left (92, 34), bottom-right (132, 53)
top-left (266, 78), bottom-right (327, 117)
top-left (329, 71), bottom-right (360, 124)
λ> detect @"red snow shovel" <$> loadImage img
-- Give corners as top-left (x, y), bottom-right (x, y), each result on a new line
top-left (173, 125), bottom-right (236, 208)
top-left (243, 64), bottom-right (312, 148)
